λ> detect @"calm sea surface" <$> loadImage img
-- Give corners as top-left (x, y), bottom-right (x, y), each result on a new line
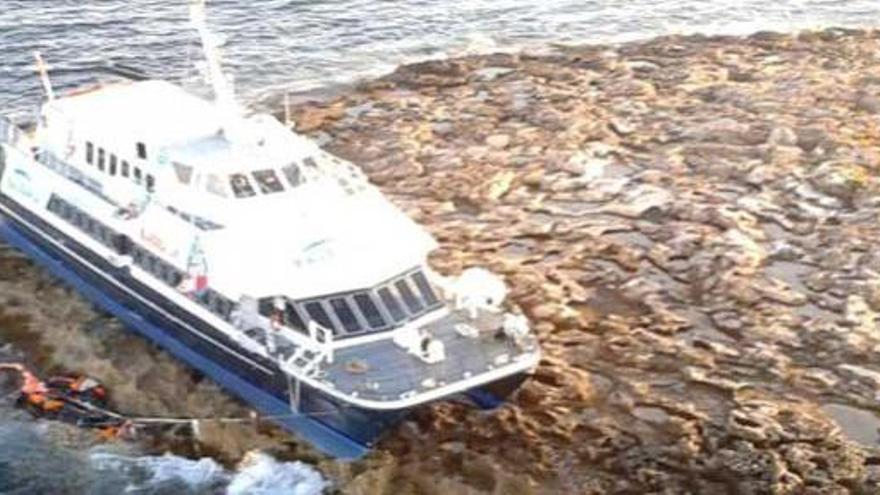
top-left (1, 1), bottom-right (879, 493)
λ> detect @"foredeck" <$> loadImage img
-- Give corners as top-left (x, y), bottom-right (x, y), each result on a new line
top-left (320, 309), bottom-right (538, 403)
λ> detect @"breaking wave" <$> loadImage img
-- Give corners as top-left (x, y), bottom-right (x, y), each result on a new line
top-left (0, 422), bottom-right (326, 495)
top-left (90, 451), bottom-right (328, 495)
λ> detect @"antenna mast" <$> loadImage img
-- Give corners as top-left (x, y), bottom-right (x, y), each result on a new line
top-left (33, 52), bottom-right (55, 101)
top-left (189, 0), bottom-right (240, 118)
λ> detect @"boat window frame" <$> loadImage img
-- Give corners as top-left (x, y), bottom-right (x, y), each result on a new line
top-left (303, 300), bottom-right (339, 335)
top-left (377, 286), bottom-right (407, 323)
top-left (411, 271), bottom-right (441, 308)
top-left (281, 163), bottom-right (305, 188)
top-left (97, 148), bottom-right (105, 172)
top-left (146, 174), bottom-right (155, 193)
top-left (205, 173), bottom-right (228, 198)
top-left (109, 154), bottom-right (117, 176)
top-left (229, 173), bottom-right (257, 198)
top-left (329, 297), bottom-right (362, 334)
top-left (353, 292), bottom-right (388, 330)
top-left (284, 300), bottom-right (307, 332)
top-left (173, 162), bottom-right (194, 185)
top-left (85, 142), bottom-right (94, 165)
top-left (252, 169), bottom-right (285, 194)
top-left (394, 278), bottom-right (424, 315)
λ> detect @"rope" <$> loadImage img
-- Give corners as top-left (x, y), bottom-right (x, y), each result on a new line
top-left (50, 392), bottom-right (344, 427)
top-left (2, 364), bottom-right (346, 429)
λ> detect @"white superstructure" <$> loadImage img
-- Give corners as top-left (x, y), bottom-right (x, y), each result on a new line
top-left (0, 0), bottom-right (539, 428)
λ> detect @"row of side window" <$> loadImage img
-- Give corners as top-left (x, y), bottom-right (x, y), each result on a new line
top-left (130, 243), bottom-right (233, 320)
top-left (259, 270), bottom-right (441, 338)
top-left (85, 142), bottom-right (155, 192)
top-left (48, 194), bottom-right (235, 323)
top-left (48, 195), bottom-right (125, 252)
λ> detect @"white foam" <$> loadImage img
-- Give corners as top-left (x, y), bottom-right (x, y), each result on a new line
top-left (227, 451), bottom-right (328, 495)
top-left (90, 450), bottom-right (328, 495)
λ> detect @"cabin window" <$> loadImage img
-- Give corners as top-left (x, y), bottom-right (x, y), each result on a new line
top-left (411, 271), bottom-right (440, 307)
top-left (109, 155), bottom-right (117, 176)
top-left (284, 302), bottom-right (306, 331)
top-left (353, 293), bottom-right (387, 330)
top-left (395, 279), bottom-right (424, 314)
top-left (330, 298), bottom-right (361, 333)
top-left (281, 163), bottom-right (304, 188)
top-left (229, 173), bottom-right (256, 198)
top-left (85, 142), bottom-right (94, 164)
top-left (113, 235), bottom-right (130, 255)
top-left (146, 174), bottom-right (155, 192)
top-left (208, 289), bottom-right (232, 319)
top-left (258, 298), bottom-right (275, 318)
top-left (132, 247), bottom-right (143, 265)
top-left (205, 174), bottom-right (227, 197)
top-left (97, 148), bottom-right (105, 172)
top-left (145, 255), bottom-right (158, 274)
top-left (213, 294), bottom-right (232, 319)
top-left (133, 167), bottom-right (142, 183)
top-left (377, 287), bottom-right (407, 322)
top-left (173, 162), bottom-right (193, 185)
top-left (136, 142), bottom-right (147, 160)
top-left (304, 301), bottom-right (335, 332)
top-left (252, 169), bottom-right (284, 194)
top-left (121, 161), bottom-right (130, 178)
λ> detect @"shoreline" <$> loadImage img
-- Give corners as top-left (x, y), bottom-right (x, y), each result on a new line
top-left (284, 25), bottom-right (880, 492)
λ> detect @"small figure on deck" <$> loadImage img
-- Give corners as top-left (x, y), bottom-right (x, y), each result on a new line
top-left (266, 296), bottom-right (286, 356)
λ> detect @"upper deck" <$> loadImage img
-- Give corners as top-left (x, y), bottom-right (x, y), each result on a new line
top-left (45, 80), bottom-right (222, 147)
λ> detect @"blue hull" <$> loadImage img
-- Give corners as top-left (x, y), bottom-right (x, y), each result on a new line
top-left (0, 195), bottom-right (527, 459)
top-left (0, 202), bottom-right (376, 458)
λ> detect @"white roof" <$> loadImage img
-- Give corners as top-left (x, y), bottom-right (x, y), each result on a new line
top-left (46, 80), bottom-right (222, 146)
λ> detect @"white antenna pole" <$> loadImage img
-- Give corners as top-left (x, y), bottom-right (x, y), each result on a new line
top-left (284, 92), bottom-right (291, 127)
top-left (34, 52), bottom-right (55, 101)
top-left (189, 0), bottom-right (239, 117)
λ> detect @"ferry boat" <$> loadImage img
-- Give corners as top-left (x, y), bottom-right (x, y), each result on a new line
top-left (0, 1), bottom-right (540, 458)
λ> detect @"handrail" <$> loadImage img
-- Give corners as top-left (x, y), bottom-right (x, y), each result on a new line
top-left (308, 320), bottom-right (335, 364)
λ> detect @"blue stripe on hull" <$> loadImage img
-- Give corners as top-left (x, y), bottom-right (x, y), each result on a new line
top-left (0, 215), bottom-right (369, 459)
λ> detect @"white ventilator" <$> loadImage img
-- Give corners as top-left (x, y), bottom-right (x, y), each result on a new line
top-left (451, 268), bottom-right (508, 319)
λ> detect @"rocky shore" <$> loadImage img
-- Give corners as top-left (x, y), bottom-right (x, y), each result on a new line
top-left (3, 27), bottom-right (880, 493)
top-left (287, 27), bottom-right (880, 493)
